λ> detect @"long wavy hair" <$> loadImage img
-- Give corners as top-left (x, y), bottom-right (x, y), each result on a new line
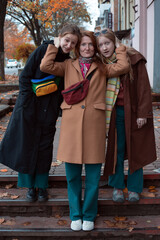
top-left (96, 28), bottom-right (134, 81)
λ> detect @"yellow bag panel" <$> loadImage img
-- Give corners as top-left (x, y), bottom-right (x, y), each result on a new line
top-left (36, 81), bottom-right (58, 97)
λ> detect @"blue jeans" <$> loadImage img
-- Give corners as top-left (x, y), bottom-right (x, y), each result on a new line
top-left (65, 162), bottom-right (102, 221)
top-left (109, 106), bottom-right (143, 193)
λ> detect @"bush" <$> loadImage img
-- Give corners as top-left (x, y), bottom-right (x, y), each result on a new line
top-left (15, 43), bottom-right (36, 64)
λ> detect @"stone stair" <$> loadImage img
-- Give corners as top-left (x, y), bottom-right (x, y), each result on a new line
top-left (0, 175), bottom-right (160, 239)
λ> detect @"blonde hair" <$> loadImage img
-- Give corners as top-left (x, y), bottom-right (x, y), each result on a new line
top-left (95, 28), bottom-right (134, 81)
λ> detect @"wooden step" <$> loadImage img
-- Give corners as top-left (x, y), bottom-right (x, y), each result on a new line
top-left (1, 174), bottom-right (160, 188)
top-left (0, 187), bottom-right (160, 217)
top-left (0, 215), bottom-right (160, 239)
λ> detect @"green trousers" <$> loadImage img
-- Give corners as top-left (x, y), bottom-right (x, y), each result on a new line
top-left (17, 172), bottom-right (49, 189)
top-left (109, 106), bottom-right (143, 193)
top-left (65, 162), bottom-right (102, 222)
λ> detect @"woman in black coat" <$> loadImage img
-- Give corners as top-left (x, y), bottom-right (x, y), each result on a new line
top-left (0, 24), bottom-right (81, 202)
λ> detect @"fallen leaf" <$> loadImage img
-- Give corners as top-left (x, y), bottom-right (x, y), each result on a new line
top-left (141, 192), bottom-right (156, 198)
top-left (54, 214), bottom-right (62, 219)
top-left (23, 222), bottom-right (31, 226)
top-left (148, 186), bottom-right (156, 190)
top-left (51, 160), bottom-right (62, 167)
top-left (115, 222), bottom-right (128, 229)
top-left (57, 220), bottom-right (67, 226)
top-left (10, 195), bottom-right (19, 199)
top-left (0, 169), bottom-right (8, 172)
top-left (128, 221), bottom-right (137, 225)
top-left (128, 226), bottom-right (134, 232)
top-left (157, 226), bottom-right (160, 229)
top-left (0, 218), bottom-right (5, 224)
top-left (114, 216), bottom-right (128, 222)
top-left (5, 184), bottom-right (14, 189)
top-left (148, 189), bottom-right (158, 193)
top-left (104, 220), bottom-right (115, 227)
top-left (2, 219), bottom-right (16, 225)
top-left (147, 220), bottom-right (151, 223)
top-left (0, 192), bottom-right (10, 198)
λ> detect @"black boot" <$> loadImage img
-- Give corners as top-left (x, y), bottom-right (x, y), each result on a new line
top-left (26, 188), bottom-right (37, 202)
top-left (38, 188), bottom-right (48, 202)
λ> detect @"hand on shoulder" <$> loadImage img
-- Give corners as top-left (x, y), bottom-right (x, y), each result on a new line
top-left (54, 37), bottom-right (60, 48)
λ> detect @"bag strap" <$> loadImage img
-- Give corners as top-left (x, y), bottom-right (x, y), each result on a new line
top-left (86, 69), bottom-right (96, 81)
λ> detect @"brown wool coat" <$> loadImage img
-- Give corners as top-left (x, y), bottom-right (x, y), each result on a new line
top-left (40, 44), bottom-right (129, 164)
top-left (103, 48), bottom-right (157, 178)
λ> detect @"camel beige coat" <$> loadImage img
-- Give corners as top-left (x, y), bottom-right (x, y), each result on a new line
top-left (40, 44), bottom-right (129, 164)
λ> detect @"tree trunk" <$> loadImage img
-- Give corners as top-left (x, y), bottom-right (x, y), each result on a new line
top-left (0, 0), bottom-right (8, 81)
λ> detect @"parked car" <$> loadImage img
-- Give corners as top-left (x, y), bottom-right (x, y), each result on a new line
top-left (6, 59), bottom-right (21, 68)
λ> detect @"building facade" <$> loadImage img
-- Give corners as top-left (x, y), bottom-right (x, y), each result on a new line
top-left (95, 0), bottom-right (160, 91)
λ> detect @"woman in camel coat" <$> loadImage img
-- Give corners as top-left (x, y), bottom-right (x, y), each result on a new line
top-left (40, 31), bottom-right (129, 231)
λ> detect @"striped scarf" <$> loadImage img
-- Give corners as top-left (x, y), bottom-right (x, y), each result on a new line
top-left (106, 53), bottom-right (120, 134)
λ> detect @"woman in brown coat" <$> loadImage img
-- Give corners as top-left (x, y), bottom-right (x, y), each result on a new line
top-left (40, 31), bottom-right (129, 231)
top-left (96, 28), bottom-right (157, 203)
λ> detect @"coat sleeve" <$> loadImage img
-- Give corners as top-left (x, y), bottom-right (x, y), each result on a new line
top-left (105, 45), bottom-right (130, 77)
top-left (40, 44), bottom-right (66, 76)
top-left (136, 60), bottom-right (153, 118)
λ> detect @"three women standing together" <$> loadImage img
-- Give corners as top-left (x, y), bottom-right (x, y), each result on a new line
top-left (0, 24), bottom-right (156, 232)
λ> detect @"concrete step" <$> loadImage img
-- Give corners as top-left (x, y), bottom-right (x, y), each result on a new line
top-left (0, 105), bottom-right (11, 118)
top-left (0, 215), bottom-right (160, 239)
top-left (0, 84), bottom-right (19, 93)
top-left (0, 187), bottom-right (160, 217)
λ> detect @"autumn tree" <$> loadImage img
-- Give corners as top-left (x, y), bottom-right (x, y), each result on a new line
top-left (0, 0), bottom-right (8, 81)
top-left (4, 20), bottom-right (31, 59)
top-left (6, 0), bottom-right (91, 46)
top-left (41, 0), bottom-right (91, 37)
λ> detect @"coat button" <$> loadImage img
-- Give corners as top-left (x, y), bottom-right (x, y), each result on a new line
top-left (81, 105), bottom-right (85, 109)
top-left (44, 109), bottom-right (47, 112)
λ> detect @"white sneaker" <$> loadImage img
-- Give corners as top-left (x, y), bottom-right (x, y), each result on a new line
top-left (71, 219), bottom-right (82, 231)
top-left (82, 221), bottom-right (94, 231)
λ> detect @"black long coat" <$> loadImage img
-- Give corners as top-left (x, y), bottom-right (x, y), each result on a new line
top-left (0, 41), bottom-right (69, 174)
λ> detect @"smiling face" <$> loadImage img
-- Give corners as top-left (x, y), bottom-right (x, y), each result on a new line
top-left (79, 36), bottom-right (95, 58)
top-left (98, 36), bottom-right (115, 58)
top-left (60, 33), bottom-right (78, 53)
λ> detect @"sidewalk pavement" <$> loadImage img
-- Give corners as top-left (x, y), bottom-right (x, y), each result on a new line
top-left (0, 106), bottom-right (160, 177)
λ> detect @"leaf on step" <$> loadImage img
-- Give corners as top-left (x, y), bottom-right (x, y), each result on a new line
top-left (103, 220), bottom-right (115, 227)
top-left (0, 169), bottom-right (8, 172)
top-left (51, 160), bottom-right (62, 167)
top-left (5, 184), bottom-right (14, 189)
top-left (0, 192), bottom-right (10, 198)
top-left (23, 222), bottom-right (31, 226)
top-left (141, 192), bottom-right (156, 198)
top-left (147, 220), bottom-right (151, 223)
top-left (148, 186), bottom-right (156, 190)
top-left (128, 221), bottom-right (137, 225)
top-left (54, 214), bottom-right (62, 219)
top-left (148, 189), bottom-right (158, 193)
top-left (128, 226), bottom-right (134, 232)
top-left (57, 220), bottom-right (67, 226)
top-left (115, 221), bottom-right (128, 229)
top-left (0, 218), bottom-right (5, 224)
top-left (114, 216), bottom-right (128, 222)
top-left (10, 195), bottom-right (19, 199)
top-left (2, 219), bottom-right (16, 225)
